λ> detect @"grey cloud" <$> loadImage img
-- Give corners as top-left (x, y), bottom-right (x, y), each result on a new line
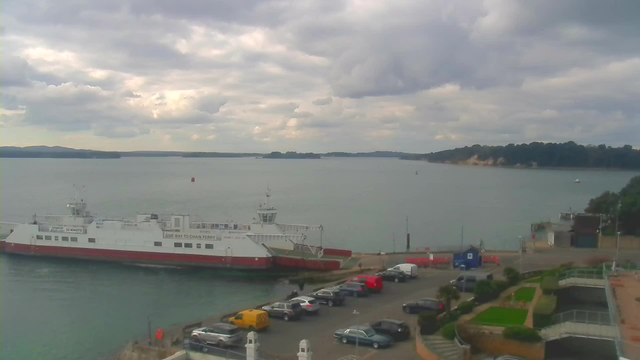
top-left (312, 97), bottom-right (333, 106)
top-left (1, 0), bottom-right (639, 151)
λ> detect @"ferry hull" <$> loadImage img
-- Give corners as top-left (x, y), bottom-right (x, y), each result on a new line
top-left (2, 243), bottom-right (273, 269)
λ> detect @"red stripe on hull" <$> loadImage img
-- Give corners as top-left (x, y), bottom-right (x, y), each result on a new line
top-left (273, 256), bottom-right (341, 271)
top-left (3, 242), bottom-right (272, 269)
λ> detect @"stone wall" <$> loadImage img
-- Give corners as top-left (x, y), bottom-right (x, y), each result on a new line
top-left (599, 235), bottom-right (640, 249)
top-left (467, 333), bottom-right (545, 360)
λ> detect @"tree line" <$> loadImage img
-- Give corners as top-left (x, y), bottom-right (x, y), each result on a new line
top-left (585, 176), bottom-right (640, 236)
top-left (401, 142), bottom-right (640, 169)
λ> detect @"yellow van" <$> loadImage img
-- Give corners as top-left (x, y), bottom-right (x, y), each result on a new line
top-left (228, 309), bottom-right (270, 331)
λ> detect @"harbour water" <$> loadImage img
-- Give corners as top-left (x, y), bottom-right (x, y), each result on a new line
top-left (0, 157), bottom-right (636, 360)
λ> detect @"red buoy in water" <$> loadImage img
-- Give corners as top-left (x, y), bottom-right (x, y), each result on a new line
top-left (191, 177), bottom-right (195, 182)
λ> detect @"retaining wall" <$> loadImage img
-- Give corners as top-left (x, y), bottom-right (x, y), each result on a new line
top-left (599, 235), bottom-right (640, 250)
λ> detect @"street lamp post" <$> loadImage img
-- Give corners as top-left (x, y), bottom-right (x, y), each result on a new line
top-left (353, 310), bottom-right (360, 358)
top-left (615, 201), bottom-right (621, 263)
top-left (518, 236), bottom-right (523, 273)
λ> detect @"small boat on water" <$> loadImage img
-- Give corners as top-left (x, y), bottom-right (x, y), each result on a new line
top-left (574, 178), bottom-right (581, 183)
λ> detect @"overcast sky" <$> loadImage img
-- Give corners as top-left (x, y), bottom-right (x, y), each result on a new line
top-left (1, 0), bottom-right (639, 152)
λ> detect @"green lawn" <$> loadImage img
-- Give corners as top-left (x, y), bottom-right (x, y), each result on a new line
top-left (473, 307), bottom-right (528, 327)
top-left (525, 277), bottom-right (542, 284)
top-left (513, 287), bottom-right (536, 302)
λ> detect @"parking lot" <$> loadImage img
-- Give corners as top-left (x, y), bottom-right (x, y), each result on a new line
top-left (188, 248), bottom-right (640, 360)
top-left (252, 267), bottom-right (472, 360)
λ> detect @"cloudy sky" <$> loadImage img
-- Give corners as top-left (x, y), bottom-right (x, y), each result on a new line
top-left (1, 0), bottom-right (639, 152)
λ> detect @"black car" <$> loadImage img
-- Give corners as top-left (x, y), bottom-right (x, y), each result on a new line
top-left (402, 298), bottom-right (444, 314)
top-left (369, 319), bottom-right (411, 341)
top-left (261, 301), bottom-right (304, 321)
top-left (331, 282), bottom-right (369, 297)
top-left (309, 289), bottom-right (345, 306)
top-left (375, 269), bottom-right (407, 283)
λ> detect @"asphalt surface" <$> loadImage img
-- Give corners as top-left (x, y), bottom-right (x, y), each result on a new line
top-left (255, 267), bottom-right (471, 360)
top-left (185, 248), bottom-right (640, 360)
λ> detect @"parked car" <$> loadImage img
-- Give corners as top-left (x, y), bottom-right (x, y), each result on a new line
top-left (368, 319), bottom-right (411, 341)
top-left (228, 309), bottom-right (270, 331)
top-left (309, 289), bottom-right (345, 306)
top-left (334, 325), bottom-right (393, 349)
top-left (387, 263), bottom-right (418, 278)
top-left (190, 323), bottom-right (243, 348)
top-left (375, 269), bottom-right (407, 283)
top-left (450, 271), bottom-right (494, 292)
top-left (331, 282), bottom-right (369, 297)
top-left (402, 298), bottom-right (444, 314)
top-left (347, 275), bottom-right (384, 293)
top-left (261, 301), bottom-right (304, 321)
top-left (290, 296), bottom-right (320, 315)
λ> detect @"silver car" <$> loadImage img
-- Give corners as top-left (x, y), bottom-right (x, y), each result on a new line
top-left (291, 296), bottom-right (321, 314)
top-left (191, 323), bottom-right (243, 348)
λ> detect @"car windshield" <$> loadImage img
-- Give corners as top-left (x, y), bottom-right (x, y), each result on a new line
top-left (308, 299), bottom-right (317, 304)
top-left (363, 328), bottom-right (375, 337)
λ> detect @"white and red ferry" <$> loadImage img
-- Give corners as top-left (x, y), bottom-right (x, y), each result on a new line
top-left (0, 189), bottom-right (349, 270)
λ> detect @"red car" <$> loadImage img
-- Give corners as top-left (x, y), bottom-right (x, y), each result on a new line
top-left (348, 275), bottom-right (384, 293)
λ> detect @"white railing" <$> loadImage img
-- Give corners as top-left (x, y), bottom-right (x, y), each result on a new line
top-left (542, 310), bottom-right (616, 341)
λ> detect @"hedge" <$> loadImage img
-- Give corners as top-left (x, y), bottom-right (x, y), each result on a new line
top-left (438, 310), bottom-right (461, 327)
top-left (418, 312), bottom-right (439, 335)
top-left (456, 300), bottom-right (475, 315)
top-left (475, 280), bottom-right (498, 303)
top-left (502, 326), bottom-right (543, 343)
top-left (491, 280), bottom-right (510, 294)
top-left (532, 295), bottom-right (557, 328)
top-left (541, 276), bottom-right (559, 295)
top-left (441, 322), bottom-right (456, 340)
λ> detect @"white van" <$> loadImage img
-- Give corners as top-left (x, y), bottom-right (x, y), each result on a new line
top-left (388, 263), bottom-right (418, 278)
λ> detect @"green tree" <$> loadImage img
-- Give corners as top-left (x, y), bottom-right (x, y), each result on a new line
top-left (585, 176), bottom-right (640, 235)
top-left (503, 267), bottom-right (521, 286)
top-left (437, 285), bottom-right (461, 315)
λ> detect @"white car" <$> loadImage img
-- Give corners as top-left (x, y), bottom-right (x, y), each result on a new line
top-left (388, 263), bottom-right (418, 278)
top-left (291, 296), bottom-right (321, 315)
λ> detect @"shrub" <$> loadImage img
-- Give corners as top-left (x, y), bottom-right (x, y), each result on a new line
top-left (532, 295), bottom-right (557, 328)
top-left (456, 300), bottom-right (475, 315)
top-left (503, 266), bottom-right (521, 285)
top-left (474, 280), bottom-right (498, 303)
top-left (438, 311), bottom-right (461, 327)
top-left (541, 276), bottom-right (559, 295)
top-left (585, 256), bottom-right (610, 267)
top-left (441, 322), bottom-right (456, 340)
top-left (418, 312), bottom-right (439, 335)
top-left (491, 280), bottom-right (510, 294)
top-left (502, 326), bottom-right (542, 343)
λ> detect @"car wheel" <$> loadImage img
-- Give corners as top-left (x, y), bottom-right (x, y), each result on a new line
top-left (404, 307), bottom-right (411, 314)
top-left (217, 340), bottom-right (225, 348)
top-left (328, 300), bottom-right (334, 307)
top-left (372, 342), bottom-right (380, 349)
top-left (191, 335), bottom-right (201, 343)
top-left (248, 326), bottom-right (255, 331)
top-left (394, 277), bottom-right (399, 283)
top-left (201, 345), bottom-right (209, 353)
top-left (341, 337), bottom-right (348, 344)
top-left (283, 314), bottom-right (290, 321)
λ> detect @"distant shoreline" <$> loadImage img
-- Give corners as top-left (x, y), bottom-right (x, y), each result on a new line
top-left (405, 159), bottom-right (640, 172)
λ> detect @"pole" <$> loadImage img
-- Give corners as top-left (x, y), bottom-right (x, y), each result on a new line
top-left (147, 315), bottom-right (152, 345)
top-left (519, 236), bottom-right (523, 273)
top-left (320, 226), bottom-right (323, 249)
top-left (615, 201), bottom-right (620, 262)
top-left (392, 233), bottom-right (396, 254)
top-left (353, 310), bottom-right (360, 358)
top-left (405, 216), bottom-right (410, 252)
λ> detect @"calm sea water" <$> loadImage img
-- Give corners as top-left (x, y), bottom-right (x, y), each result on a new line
top-left (1, 157), bottom-right (636, 360)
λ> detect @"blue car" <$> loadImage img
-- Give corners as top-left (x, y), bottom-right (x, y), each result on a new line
top-left (334, 325), bottom-right (393, 349)
top-left (330, 282), bottom-right (369, 297)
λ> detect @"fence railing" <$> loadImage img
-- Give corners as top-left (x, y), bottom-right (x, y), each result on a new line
top-left (551, 310), bottom-right (611, 326)
top-left (558, 268), bottom-right (605, 280)
top-left (183, 339), bottom-right (270, 360)
top-left (604, 266), bottom-right (628, 359)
